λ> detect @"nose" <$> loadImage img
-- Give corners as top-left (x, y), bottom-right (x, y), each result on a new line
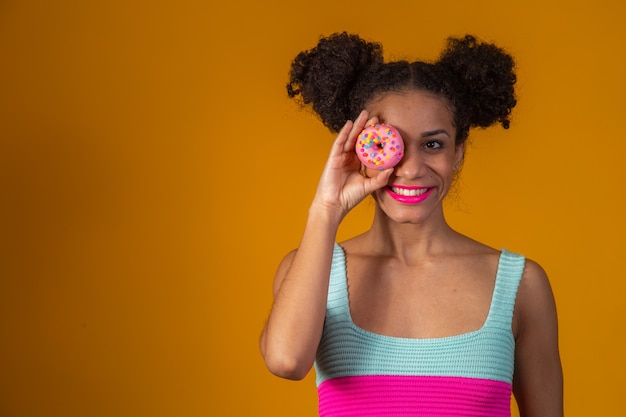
top-left (395, 148), bottom-right (427, 179)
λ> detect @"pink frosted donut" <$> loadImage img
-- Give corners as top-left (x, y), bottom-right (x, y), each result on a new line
top-left (355, 123), bottom-right (404, 171)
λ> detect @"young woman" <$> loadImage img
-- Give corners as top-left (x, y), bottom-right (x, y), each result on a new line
top-left (260, 32), bottom-right (563, 417)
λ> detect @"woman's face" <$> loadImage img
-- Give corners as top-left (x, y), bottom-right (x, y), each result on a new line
top-left (365, 90), bottom-right (464, 225)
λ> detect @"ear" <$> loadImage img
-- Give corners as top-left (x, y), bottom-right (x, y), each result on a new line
top-left (454, 143), bottom-right (465, 169)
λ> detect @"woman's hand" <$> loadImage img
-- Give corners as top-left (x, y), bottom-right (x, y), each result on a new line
top-left (311, 110), bottom-right (393, 220)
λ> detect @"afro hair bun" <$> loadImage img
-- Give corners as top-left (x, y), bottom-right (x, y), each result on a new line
top-left (287, 32), bottom-right (384, 132)
top-left (436, 35), bottom-right (517, 130)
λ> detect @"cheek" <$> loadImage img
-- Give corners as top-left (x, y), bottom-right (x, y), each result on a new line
top-left (426, 157), bottom-right (455, 175)
top-left (439, 152), bottom-right (459, 173)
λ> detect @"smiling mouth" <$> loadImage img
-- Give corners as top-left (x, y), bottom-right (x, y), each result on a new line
top-left (389, 186), bottom-right (431, 196)
top-left (386, 186), bottom-right (434, 204)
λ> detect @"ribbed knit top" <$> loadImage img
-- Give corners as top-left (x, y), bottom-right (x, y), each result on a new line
top-left (314, 243), bottom-right (525, 417)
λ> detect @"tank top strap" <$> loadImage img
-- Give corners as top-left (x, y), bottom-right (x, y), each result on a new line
top-left (327, 243), bottom-right (350, 319)
top-left (486, 248), bottom-right (526, 330)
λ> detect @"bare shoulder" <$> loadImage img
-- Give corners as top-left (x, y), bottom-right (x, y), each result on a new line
top-left (518, 258), bottom-right (554, 304)
top-left (514, 257), bottom-right (558, 338)
top-left (521, 257), bottom-right (548, 279)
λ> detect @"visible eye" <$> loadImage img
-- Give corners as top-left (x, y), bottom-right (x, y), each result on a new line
top-left (424, 140), bottom-right (443, 150)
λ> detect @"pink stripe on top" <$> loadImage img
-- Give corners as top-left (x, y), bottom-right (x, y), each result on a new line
top-left (318, 375), bottom-right (511, 417)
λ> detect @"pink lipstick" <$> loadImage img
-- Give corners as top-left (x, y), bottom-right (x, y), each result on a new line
top-left (385, 185), bottom-right (434, 204)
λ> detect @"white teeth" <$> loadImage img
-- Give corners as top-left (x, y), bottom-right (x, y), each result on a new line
top-left (391, 187), bottom-right (429, 196)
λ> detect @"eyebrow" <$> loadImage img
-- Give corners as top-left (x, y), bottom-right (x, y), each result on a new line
top-left (420, 129), bottom-right (450, 138)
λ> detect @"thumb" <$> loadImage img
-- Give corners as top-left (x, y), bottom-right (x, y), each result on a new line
top-left (364, 168), bottom-right (394, 193)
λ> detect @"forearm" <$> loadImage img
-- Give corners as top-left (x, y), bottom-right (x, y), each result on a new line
top-left (261, 206), bottom-right (342, 380)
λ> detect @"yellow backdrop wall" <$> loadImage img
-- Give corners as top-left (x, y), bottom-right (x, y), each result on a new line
top-left (1, 0), bottom-right (624, 416)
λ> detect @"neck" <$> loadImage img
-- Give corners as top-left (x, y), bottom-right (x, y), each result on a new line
top-left (365, 205), bottom-right (461, 264)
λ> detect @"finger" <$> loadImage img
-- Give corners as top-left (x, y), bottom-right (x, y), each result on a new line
top-left (365, 115), bottom-right (379, 126)
top-left (329, 119), bottom-right (354, 157)
top-left (365, 168), bottom-right (394, 193)
top-left (353, 109), bottom-right (369, 130)
top-left (343, 110), bottom-right (369, 153)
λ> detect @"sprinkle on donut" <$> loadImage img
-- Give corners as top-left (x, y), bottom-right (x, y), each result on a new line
top-left (355, 123), bottom-right (404, 171)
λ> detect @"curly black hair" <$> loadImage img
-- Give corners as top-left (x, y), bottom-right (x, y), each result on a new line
top-left (287, 32), bottom-right (517, 144)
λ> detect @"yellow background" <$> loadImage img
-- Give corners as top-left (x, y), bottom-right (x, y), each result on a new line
top-left (1, 0), bottom-right (624, 416)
